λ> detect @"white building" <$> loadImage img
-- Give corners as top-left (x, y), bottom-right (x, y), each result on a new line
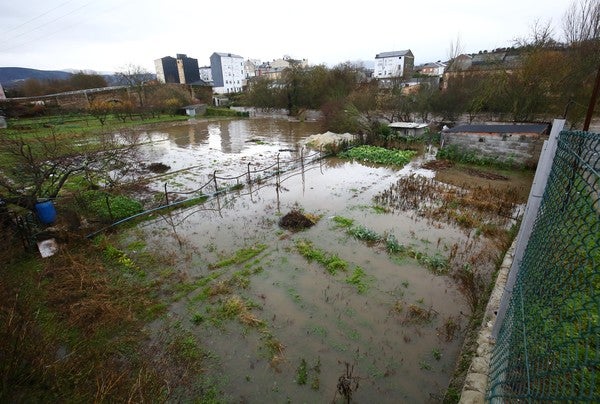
top-left (210, 52), bottom-right (244, 94)
top-left (418, 61), bottom-right (447, 77)
top-left (374, 50), bottom-right (414, 79)
top-left (199, 66), bottom-right (213, 83)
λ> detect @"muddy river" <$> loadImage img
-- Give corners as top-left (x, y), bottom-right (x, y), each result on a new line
top-left (114, 116), bottom-right (515, 402)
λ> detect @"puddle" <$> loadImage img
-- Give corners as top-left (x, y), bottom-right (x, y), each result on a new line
top-left (112, 118), bottom-right (523, 402)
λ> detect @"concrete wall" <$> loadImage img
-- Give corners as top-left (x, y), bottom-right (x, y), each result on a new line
top-left (442, 131), bottom-right (547, 166)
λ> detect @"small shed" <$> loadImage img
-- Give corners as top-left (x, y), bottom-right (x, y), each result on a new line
top-left (442, 123), bottom-right (550, 166)
top-left (389, 122), bottom-right (429, 137)
top-left (183, 104), bottom-right (207, 117)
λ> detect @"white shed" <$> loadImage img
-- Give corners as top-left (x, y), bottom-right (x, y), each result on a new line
top-left (389, 122), bottom-right (429, 137)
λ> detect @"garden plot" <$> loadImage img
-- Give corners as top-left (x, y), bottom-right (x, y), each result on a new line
top-left (106, 118), bottom-right (523, 402)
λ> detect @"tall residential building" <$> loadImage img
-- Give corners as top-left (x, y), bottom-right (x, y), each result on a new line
top-left (374, 50), bottom-right (414, 79)
top-left (175, 54), bottom-right (200, 84)
top-left (210, 52), bottom-right (244, 94)
top-left (154, 54), bottom-right (200, 84)
top-left (154, 56), bottom-right (178, 83)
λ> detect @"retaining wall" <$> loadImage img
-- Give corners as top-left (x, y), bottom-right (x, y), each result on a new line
top-left (442, 132), bottom-right (546, 166)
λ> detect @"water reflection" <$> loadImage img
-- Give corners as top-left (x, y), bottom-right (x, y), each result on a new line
top-left (154, 118), bottom-right (320, 154)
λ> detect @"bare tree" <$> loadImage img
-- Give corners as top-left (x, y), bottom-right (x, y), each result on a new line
top-left (0, 131), bottom-right (141, 210)
top-left (514, 18), bottom-right (557, 48)
top-left (563, 0), bottom-right (600, 44)
top-left (447, 34), bottom-right (464, 62)
top-left (115, 64), bottom-right (155, 107)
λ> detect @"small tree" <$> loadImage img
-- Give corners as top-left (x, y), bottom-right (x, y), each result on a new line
top-left (115, 64), bottom-right (155, 107)
top-left (0, 131), bottom-right (141, 210)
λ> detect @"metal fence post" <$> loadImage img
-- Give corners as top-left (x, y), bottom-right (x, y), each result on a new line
top-left (492, 119), bottom-right (565, 339)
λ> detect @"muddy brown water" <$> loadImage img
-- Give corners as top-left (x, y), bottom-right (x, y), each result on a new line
top-left (116, 117), bottom-right (518, 402)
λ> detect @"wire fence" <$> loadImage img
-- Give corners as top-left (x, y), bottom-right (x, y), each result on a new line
top-left (487, 130), bottom-right (599, 401)
top-left (83, 146), bottom-right (332, 238)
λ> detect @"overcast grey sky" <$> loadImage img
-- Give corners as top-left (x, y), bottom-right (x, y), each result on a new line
top-left (0, 0), bottom-right (575, 73)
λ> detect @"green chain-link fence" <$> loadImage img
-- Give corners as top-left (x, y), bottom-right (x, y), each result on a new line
top-left (488, 130), bottom-right (599, 401)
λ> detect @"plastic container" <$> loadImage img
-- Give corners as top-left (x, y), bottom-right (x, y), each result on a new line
top-left (35, 200), bottom-right (57, 224)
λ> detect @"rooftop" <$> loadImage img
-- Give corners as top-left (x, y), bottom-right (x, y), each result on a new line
top-left (375, 50), bottom-right (413, 59)
top-left (444, 124), bottom-right (549, 134)
top-left (389, 122), bottom-right (429, 129)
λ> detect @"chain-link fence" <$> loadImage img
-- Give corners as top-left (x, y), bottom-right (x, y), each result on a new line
top-left (488, 130), bottom-right (599, 401)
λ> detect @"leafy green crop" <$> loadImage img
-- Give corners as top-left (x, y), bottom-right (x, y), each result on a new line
top-left (339, 146), bottom-right (416, 166)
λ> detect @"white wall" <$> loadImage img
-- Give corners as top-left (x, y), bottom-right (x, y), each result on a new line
top-left (217, 55), bottom-right (244, 93)
top-left (374, 56), bottom-right (404, 78)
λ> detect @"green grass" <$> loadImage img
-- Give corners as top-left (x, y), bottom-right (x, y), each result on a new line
top-left (80, 190), bottom-right (143, 222)
top-left (5, 113), bottom-right (189, 140)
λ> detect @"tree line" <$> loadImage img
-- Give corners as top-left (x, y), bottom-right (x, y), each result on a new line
top-left (7, 71), bottom-right (110, 97)
top-left (241, 0), bottom-right (599, 131)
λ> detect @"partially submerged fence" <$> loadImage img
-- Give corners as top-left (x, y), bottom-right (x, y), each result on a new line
top-left (85, 147), bottom-right (329, 238)
top-left (164, 147), bottom-right (325, 204)
top-left (488, 128), bottom-right (599, 401)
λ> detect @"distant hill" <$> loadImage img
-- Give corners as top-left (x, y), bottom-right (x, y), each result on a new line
top-left (0, 67), bottom-right (124, 94)
top-left (0, 67), bottom-right (73, 88)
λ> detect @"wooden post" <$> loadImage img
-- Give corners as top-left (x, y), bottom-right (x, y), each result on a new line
top-left (247, 162), bottom-right (252, 184)
top-left (164, 183), bottom-right (169, 205)
top-left (213, 170), bottom-right (218, 193)
top-left (276, 153), bottom-right (280, 188)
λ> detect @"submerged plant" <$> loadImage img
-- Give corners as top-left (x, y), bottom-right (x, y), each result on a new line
top-left (345, 266), bottom-right (370, 294)
top-left (295, 239), bottom-right (348, 274)
top-left (348, 225), bottom-right (381, 242)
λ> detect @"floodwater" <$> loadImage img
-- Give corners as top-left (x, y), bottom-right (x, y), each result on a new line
top-left (119, 117), bottom-right (501, 402)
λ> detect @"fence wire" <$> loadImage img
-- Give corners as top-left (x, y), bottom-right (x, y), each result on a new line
top-left (488, 131), bottom-right (599, 402)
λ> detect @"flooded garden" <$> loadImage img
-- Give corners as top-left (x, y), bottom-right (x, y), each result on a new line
top-left (103, 116), bottom-right (532, 402)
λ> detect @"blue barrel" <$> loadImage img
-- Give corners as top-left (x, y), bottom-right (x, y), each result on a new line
top-left (35, 200), bottom-right (57, 224)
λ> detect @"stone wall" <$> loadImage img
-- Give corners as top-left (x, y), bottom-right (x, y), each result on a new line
top-left (442, 131), bottom-right (547, 167)
top-left (459, 242), bottom-right (515, 403)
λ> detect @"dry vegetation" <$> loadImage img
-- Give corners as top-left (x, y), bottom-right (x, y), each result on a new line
top-left (0, 235), bottom-right (210, 402)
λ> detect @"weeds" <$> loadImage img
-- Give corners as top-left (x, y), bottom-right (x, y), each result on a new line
top-left (335, 222), bottom-right (449, 274)
top-left (335, 362), bottom-right (360, 403)
top-left (403, 304), bottom-right (437, 325)
top-left (296, 359), bottom-right (308, 385)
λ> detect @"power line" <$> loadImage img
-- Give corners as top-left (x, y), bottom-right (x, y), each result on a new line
top-left (0, 0), bottom-right (95, 46)
top-left (0, 0), bottom-right (75, 35)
